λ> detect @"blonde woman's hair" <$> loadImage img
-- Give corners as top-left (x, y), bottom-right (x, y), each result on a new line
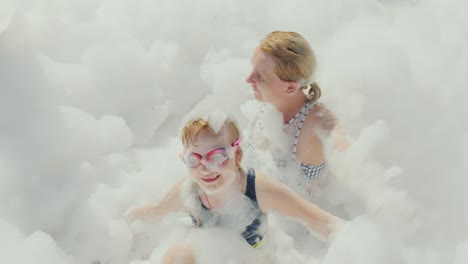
top-left (260, 31), bottom-right (321, 102)
top-left (181, 118), bottom-right (243, 165)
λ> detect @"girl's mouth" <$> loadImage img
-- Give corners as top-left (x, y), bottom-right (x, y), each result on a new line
top-left (201, 175), bottom-right (220, 183)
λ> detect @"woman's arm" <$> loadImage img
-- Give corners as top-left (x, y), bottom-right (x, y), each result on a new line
top-left (255, 173), bottom-right (345, 241)
top-left (126, 178), bottom-right (187, 223)
top-left (296, 105), bottom-right (349, 165)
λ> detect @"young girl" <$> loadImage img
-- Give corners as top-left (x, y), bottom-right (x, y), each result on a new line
top-left (126, 114), bottom-right (344, 264)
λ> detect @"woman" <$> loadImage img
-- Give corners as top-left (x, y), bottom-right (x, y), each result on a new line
top-left (245, 31), bottom-right (346, 199)
top-left (126, 114), bottom-right (344, 264)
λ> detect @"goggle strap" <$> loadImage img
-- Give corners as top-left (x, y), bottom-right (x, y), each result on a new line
top-left (231, 139), bottom-right (241, 147)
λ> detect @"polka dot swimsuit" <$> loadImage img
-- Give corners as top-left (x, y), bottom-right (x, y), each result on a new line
top-left (245, 101), bottom-right (326, 181)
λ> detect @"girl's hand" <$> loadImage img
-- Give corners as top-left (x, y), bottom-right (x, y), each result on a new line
top-left (328, 217), bottom-right (348, 240)
top-left (125, 204), bottom-right (154, 224)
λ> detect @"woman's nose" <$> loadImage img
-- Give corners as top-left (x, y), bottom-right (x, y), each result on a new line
top-left (246, 72), bottom-right (255, 83)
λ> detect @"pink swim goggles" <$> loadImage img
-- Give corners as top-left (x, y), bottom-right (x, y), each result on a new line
top-left (181, 139), bottom-right (240, 168)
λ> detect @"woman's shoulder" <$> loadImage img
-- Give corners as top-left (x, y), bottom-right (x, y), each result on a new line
top-left (304, 102), bottom-right (337, 133)
top-left (293, 102), bottom-right (334, 164)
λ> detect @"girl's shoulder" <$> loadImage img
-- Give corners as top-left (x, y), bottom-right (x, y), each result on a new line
top-left (250, 170), bottom-right (284, 193)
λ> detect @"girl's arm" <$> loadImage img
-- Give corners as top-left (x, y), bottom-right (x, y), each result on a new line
top-left (126, 178), bottom-right (187, 223)
top-left (255, 173), bottom-right (345, 241)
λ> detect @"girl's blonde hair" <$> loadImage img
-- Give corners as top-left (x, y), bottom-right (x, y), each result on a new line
top-left (181, 118), bottom-right (243, 164)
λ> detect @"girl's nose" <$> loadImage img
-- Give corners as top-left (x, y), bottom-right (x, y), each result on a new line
top-left (199, 161), bottom-right (215, 173)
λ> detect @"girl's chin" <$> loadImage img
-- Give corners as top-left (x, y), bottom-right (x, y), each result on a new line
top-left (202, 187), bottom-right (223, 195)
top-left (193, 172), bottom-right (237, 194)
top-left (199, 179), bottom-right (233, 195)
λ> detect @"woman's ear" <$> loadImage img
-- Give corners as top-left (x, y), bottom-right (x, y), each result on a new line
top-left (285, 81), bottom-right (298, 93)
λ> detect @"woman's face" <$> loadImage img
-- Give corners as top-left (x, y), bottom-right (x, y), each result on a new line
top-left (246, 46), bottom-right (289, 104)
top-left (184, 129), bottom-right (238, 194)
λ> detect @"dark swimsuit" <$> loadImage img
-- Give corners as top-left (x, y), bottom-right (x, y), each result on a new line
top-left (190, 168), bottom-right (267, 248)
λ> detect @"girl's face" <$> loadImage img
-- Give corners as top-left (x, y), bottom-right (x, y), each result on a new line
top-left (183, 129), bottom-right (239, 194)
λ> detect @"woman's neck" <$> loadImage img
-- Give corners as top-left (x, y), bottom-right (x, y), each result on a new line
top-left (274, 95), bottom-right (308, 123)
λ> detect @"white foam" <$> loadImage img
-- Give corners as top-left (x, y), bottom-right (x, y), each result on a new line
top-left (0, 0), bottom-right (466, 263)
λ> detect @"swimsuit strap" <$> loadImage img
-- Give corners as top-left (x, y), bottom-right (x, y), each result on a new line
top-left (242, 168), bottom-right (265, 248)
top-left (245, 168), bottom-right (257, 203)
top-left (286, 101), bottom-right (316, 126)
top-left (291, 101), bottom-right (318, 158)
